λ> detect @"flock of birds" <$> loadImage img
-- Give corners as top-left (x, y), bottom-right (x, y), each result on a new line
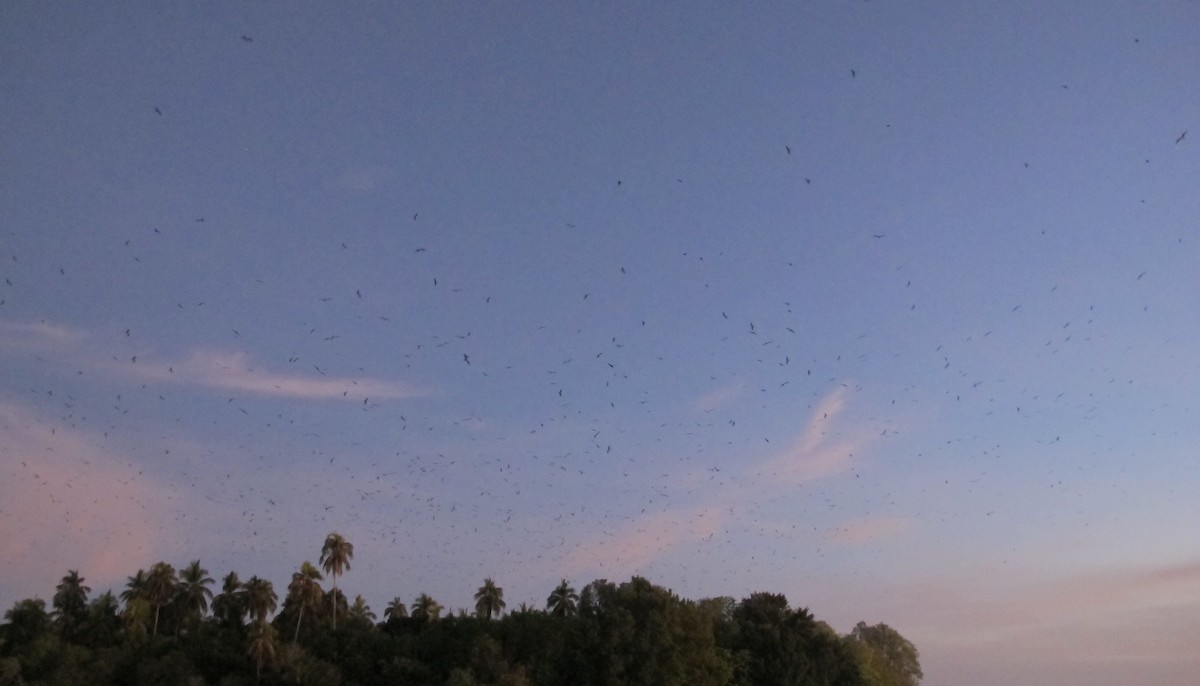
top-left (1, 25), bottom-right (1192, 616)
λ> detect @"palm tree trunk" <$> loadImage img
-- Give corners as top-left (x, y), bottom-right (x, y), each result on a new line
top-left (153, 604), bottom-right (160, 637)
top-left (331, 575), bottom-right (338, 630)
top-left (294, 605), bottom-right (304, 642)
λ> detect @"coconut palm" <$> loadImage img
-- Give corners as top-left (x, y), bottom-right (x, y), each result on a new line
top-left (121, 569), bottom-right (148, 604)
top-left (410, 593), bottom-right (443, 621)
top-left (175, 560), bottom-right (214, 630)
top-left (385, 596), bottom-right (408, 620)
top-left (121, 596), bottom-right (151, 645)
top-left (243, 576), bottom-right (278, 624)
top-left (246, 619), bottom-right (278, 685)
top-left (347, 595), bottom-right (376, 629)
top-left (547, 579), bottom-right (579, 617)
top-left (474, 577), bottom-right (506, 619)
top-left (52, 569), bottom-right (90, 639)
top-left (286, 561), bottom-right (324, 642)
top-left (145, 562), bottom-right (177, 637)
top-left (211, 571), bottom-right (247, 628)
top-left (86, 591), bottom-right (122, 646)
top-left (319, 532), bottom-right (353, 629)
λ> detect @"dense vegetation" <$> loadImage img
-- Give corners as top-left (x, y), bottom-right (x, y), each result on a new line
top-left (0, 534), bottom-right (921, 686)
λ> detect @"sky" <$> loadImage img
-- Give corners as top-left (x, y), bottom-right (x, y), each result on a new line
top-left (1, 1), bottom-right (1198, 684)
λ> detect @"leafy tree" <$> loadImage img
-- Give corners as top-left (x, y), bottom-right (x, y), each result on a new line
top-left (847, 621), bottom-right (922, 686)
top-left (474, 578), bottom-right (506, 620)
top-left (585, 576), bottom-right (732, 686)
top-left (51, 570), bottom-right (90, 641)
top-left (546, 579), bottom-right (578, 617)
top-left (319, 533), bottom-right (354, 630)
top-left (411, 593), bottom-right (443, 621)
top-left (286, 561), bottom-right (324, 642)
top-left (729, 592), bottom-right (816, 686)
top-left (2, 598), bottom-right (50, 646)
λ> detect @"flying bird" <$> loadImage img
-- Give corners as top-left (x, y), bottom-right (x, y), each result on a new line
top-left (154, 107), bottom-right (162, 115)
top-left (1176, 130), bottom-right (1187, 144)
top-left (463, 354), bottom-right (470, 365)
top-left (241, 35), bottom-right (253, 42)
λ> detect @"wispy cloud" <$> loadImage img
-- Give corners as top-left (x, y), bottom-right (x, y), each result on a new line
top-left (755, 386), bottom-right (862, 487)
top-left (559, 386), bottom-right (880, 580)
top-left (560, 506), bottom-right (725, 578)
top-left (692, 383), bottom-right (745, 413)
top-left (119, 350), bottom-right (428, 401)
top-left (0, 319), bottom-right (87, 347)
top-left (830, 516), bottom-right (913, 544)
top-left (892, 560), bottom-right (1200, 684)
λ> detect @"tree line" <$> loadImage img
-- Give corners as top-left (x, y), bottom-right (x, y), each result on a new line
top-left (0, 533), bottom-right (922, 686)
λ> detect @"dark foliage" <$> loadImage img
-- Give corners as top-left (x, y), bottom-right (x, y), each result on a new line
top-left (2, 567), bottom-right (919, 686)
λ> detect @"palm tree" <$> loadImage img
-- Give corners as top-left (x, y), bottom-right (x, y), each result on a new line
top-left (246, 619), bottom-right (278, 685)
top-left (319, 532), bottom-right (353, 630)
top-left (212, 571), bottom-right (247, 628)
top-left (176, 560), bottom-right (214, 630)
top-left (286, 561), bottom-right (324, 642)
top-left (243, 576), bottom-right (278, 624)
top-left (384, 596), bottom-right (408, 622)
top-left (347, 595), bottom-right (376, 629)
top-left (121, 596), bottom-right (151, 645)
top-left (547, 579), bottom-right (579, 617)
top-left (145, 562), bottom-right (177, 637)
top-left (474, 577), bottom-right (506, 619)
top-left (121, 569), bottom-right (148, 605)
top-left (86, 591), bottom-right (122, 646)
top-left (410, 593), bottom-right (442, 621)
top-left (52, 570), bottom-right (90, 640)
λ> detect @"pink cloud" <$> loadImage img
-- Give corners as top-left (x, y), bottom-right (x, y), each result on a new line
top-left (0, 402), bottom-right (196, 599)
top-left (755, 386), bottom-right (863, 486)
top-left (560, 507), bottom-right (725, 578)
top-left (556, 387), bottom-right (877, 578)
top-left (881, 559), bottom-right (1200, 678)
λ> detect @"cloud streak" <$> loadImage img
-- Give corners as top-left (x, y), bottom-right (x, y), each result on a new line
top-left (755, 387), bottom-right (861, 487)
top-left (120, 350), bottom-right (428, 401)
top-left (561, 386), bottom-right (886, 580)
top-left (830, 516), bottom-right (914, 544)
top-left (0, 319), bottom-right (87, 348)
top-left (560, 506), bottom-right (725, 578)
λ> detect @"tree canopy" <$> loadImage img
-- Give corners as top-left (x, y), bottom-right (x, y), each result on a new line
top-left (0, 538), bottom-right (921, 685)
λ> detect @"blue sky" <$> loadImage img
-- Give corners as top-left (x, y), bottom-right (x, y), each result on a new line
top-left (2, 2), bottom-right (1198, 684)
